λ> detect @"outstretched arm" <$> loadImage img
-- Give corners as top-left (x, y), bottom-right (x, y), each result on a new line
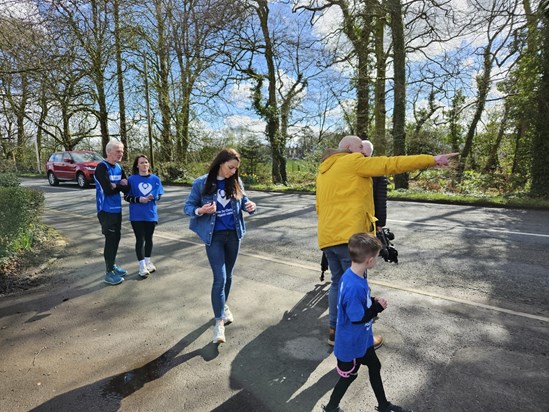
top-left (434, 153), bottom-right (459, 166)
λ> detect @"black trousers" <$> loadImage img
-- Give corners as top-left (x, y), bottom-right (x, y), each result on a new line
top-left (131, 220), bottom-right (156, 261)
top-left (325, 346), bottom-right (388, 411)
top-left (97, 211), bottom-right (122, 273)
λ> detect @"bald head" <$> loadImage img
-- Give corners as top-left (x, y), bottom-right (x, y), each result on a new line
top-left (338, 135), bottom-right (362, 153)
top-left (361, 140), bottom-right (374, 157)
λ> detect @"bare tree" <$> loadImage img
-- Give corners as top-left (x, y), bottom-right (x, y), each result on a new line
top-left (42, 0), bottom-right (115, 152)
top-left (296, 1), bottom-right (379, 140)
top-left (387, 0), bottom-right (408, 187)
top-left (373, 6), bottom-right (388, 154)
top-left (168, 0), bottom-right (246, 162)
top-left (457, 0), bottom-right (519, 180)
top-left (0, 11), bottom-right (37, 163)
top-left (112, 0), bottom-right (128, 155)
top-left (236, 1), bottom-right (315, 184)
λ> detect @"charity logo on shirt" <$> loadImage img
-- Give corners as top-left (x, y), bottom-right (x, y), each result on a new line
top-left (213, 178), bottom-right (236, 231)
top-left (128, 174), bottom-right (163, 222)
top-left (216, 188), bottom-right (232, 218)
top-left (138, 182), bottom-right (153, 196)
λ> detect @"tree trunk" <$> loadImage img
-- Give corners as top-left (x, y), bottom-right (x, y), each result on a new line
top-left (511, 122), bottom-right (523, 175)
top-left (531, 7), bottom-right (549, 196)
top-left (374, 14), bottom-right (387, 155)
top-left (15, 73), bottom-right (28, 164)
top-left (154, 0), bottom-right (172, 161)
top-left (113, 0), bottom-right (127, 157)
top-left (457, 45), bottom-right (492, 181)
top-left (36, 87), bottom-right (49, 173)
top-left (356, 49), bottom-right (371, 140)
top-left (97, 74), bottom-right (110, 151)
top-left (255, 1), bottom-right (284, 184)
top-left (173, 36), bottom-right (193, 163)
top-left (484, 104), bottom-right (509, 173)
top-left (388, 0), bottom-right (407, 189)
top-left (176, 93), bottom-right (191, 163)
top-left (449, 90), bottom-right (465, 153)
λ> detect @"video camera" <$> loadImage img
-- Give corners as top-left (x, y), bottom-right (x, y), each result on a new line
top-left (376, 228), bottom-right (399, 264)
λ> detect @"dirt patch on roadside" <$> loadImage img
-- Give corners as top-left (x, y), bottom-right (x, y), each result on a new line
top-left (0, 226), bottom-right (68, 296)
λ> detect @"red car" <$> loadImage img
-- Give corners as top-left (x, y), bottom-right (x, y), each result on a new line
top-left (46, 150), bottom-right (104, 188)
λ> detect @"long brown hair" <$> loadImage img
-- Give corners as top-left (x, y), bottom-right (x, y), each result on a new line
top-left (203, 148), bottom-right (243, 200)
top-left (132, 154), bottom-right (151, 175)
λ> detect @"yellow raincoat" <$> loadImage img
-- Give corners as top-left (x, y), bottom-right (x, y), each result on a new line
top-left (316, 152), bottom-right (435, 249)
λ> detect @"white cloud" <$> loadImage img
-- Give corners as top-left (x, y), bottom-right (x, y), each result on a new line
top-left (229, 82), bottom-right (253, 109)
top-left (224, 115), bottom-right (266, 135)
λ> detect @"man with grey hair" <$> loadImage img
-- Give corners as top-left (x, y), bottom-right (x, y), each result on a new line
top-left (94, 140), bottom-right (130, 285)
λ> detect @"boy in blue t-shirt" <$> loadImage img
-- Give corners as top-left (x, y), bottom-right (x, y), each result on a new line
top-left (322, 233), bottom-right (411, 412)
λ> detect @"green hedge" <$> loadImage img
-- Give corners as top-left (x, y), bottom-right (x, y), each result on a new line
top-left (0, 175), bottom-right (44, 259)
top-left (0, 172), bottom-right (20, 188)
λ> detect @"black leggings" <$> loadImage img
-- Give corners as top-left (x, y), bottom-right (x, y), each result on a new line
top-left (98, 211), bottom-right (122, 273)
top-left (325, 346), bottom-right (387, 410)
top-left (131, 221), bottom-right (156, 261)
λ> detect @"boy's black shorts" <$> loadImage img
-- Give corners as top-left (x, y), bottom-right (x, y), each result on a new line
top-left (97, 211), bottom-right (122, 235)
top-left (336, 346), bottom-right (380, 378)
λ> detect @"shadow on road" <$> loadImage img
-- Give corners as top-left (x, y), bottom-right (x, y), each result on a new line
top-left (212, 283), bottom-right (336, 412)
top-left (29, 321), bottom-right (216, 412)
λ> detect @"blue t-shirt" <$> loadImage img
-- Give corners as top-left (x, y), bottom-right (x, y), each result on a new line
top-left (95, 160), bottom-right (124, 213)
top-left (213, 178), bottom-right (236, 231)
top-left (127, 174), bottom-right (164, 222)
top-left (334, 268), bottom-right (374, 362)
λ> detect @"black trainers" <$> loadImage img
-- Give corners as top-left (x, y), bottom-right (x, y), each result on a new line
top-left (322, 405), bottom-right (344, 412)
top-left (376, 402), bottom-right (412, 412)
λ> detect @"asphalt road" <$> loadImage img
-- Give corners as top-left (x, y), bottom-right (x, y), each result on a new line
top-left (1, 178), bottom-right (548, 411)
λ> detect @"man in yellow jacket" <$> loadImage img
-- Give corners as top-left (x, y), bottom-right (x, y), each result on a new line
top-left (316, 135), bottom-right (457, 345)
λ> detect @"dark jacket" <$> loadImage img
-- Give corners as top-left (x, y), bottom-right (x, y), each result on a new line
top-left (372, 176), bottom-right (388, 228)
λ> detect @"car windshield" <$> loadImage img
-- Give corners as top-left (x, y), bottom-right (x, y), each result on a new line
top-left (71, 152), bottom-right (103, 162)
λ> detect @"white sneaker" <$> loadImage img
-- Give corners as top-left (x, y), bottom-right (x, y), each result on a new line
top-left (212, 323), bottom-right (225, 344)
top-left (223, 305), bottom-right (234, 325)
top-left (139, 267), bottom-right (150, 278)
top-left (146, 262), bottom-right (156, 273)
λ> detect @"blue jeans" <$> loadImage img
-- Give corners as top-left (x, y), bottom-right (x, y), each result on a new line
top-left (205, 230), bottom-right (240, 320)
top-left (323, 244), bottom-right (352, 329)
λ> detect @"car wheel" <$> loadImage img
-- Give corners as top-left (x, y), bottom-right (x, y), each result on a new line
top-left (48, 171), bottom-right (59, 186)
top-left (77, 173), bottom-right (89, 188)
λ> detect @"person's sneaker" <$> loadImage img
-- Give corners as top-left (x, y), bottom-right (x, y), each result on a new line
top-left (139, 267), bottom-right (150, 278)
top-left (322, 405), bottom-right (344, 412)
top-left (146, 262), bottom-right (156, 273)
top-left (223, 305), bottom-right (234, 325)
top-left (113, 265), bottom-right (127, 277)
top-left (374, 335), bottom-right (384, 350)
top-left (328, 327), bottom-right (336, 346)
top-left (104, 271), bottom-right (124, 285)
top-left (375, 402), bottom-right (412, 412)
top-left (212, 323), bottom-right (226, 344)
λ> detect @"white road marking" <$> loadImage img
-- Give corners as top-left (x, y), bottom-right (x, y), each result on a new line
top-left (44, 208), bottom-right (549, 324)
top-left (389, 219), bottom-right (549, 238)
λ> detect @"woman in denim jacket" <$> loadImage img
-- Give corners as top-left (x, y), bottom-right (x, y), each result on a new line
top-left (184, 148), bottom-right (256, 344)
